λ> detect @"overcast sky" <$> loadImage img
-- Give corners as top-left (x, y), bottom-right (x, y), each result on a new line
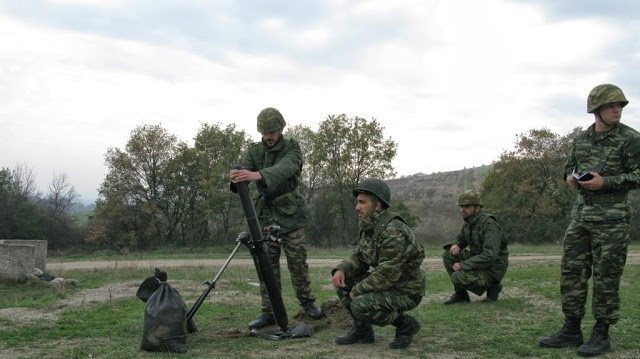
top-left (2, 0), bottom-right (640, 203)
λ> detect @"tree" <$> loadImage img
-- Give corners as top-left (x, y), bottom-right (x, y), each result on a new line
top-left (285, 124), bottom-right (325, 204)
top-left (12, 162), bottom-right (40, 201)
top-left (41, 172), bottom-right (81, 249)
top-left (306, 114), bottom-right (398, 247)
top-left (481, 128), bottom-right (577, 243)
top-left (46, 172), bottom-right (79, 219)
top-left (193, 123), bottom-right (250, 244)
top-left (0, 167), bottom-right (48, 242)
top-left (92, 124), bottom-right (179, 249)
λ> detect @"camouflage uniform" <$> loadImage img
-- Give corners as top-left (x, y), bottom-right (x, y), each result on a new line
top-left (333, 209), bottom-right (426, 326)
top-left (443, 211), bottom-right (509, 295)
top-left (234, 114), bottom-right (315, 315)
top-left (561, 122), bottom-right (640, 323)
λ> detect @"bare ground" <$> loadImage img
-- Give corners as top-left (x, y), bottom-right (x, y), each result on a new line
top-left (45, 253), bottom-right (640, 272)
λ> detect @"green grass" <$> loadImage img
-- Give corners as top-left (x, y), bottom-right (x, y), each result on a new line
top-left (2, 247), bottom-right (640, 358)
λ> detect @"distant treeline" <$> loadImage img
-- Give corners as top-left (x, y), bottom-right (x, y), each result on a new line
top-left (0, 166), bottom-right (85, 250)
top-left (1, 123), bottom-right (637, 252)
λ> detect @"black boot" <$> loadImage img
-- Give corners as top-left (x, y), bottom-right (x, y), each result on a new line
top-left (443, 290), bottom-right (470, 304)
top-left (576, 321), bottom-right (610, 357)
top-left (304, 303), bottom-right (324, 319)
top-left (539, 317), bottom-right (583, 348)
top-left (389, 313), bottom-right (420, 349)
top-left (482, 282), bottom-right (503, 302)
top-left (248, 313), bottom-right (275, 330)
top-left (335, 320), bottom-right (375, 345)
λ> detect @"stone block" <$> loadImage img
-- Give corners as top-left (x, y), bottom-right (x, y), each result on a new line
top-left (0, 244), bottom-right (36, 282)
top-left (0, 239), bottom-right (47, 270)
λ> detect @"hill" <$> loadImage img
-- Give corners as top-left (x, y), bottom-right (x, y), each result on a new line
top-left (388, 165), bottom-right (492, 243)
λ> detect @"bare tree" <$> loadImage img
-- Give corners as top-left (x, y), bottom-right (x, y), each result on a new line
top-left (47, 172), bottom-right (79, 219)
top-left (13, 162), bottom-right (40, 200)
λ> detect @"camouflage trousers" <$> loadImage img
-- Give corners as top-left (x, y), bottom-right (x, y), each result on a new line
top-left (336, 273), bottom-right (422, 326)
top-left (560, 218), bottom-right (630, 324)
top-left (260, 228), bottom-right (315, 314)
top-left (442, 250), bottom-right (494, 296)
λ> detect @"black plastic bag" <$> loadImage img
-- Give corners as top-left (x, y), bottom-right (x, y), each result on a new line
top-left (140, 270), bottom-right (192, 353)
top-left (136, 268), bottom-right (165, 303)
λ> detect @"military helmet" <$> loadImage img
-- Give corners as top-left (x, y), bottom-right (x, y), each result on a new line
top-left (457, 190), bottom-right (482, 207)
top-left (353, 178), bottom-right (391, 208)
top-left (587, 84), bottom-right (629, 114)
top-left (257, 107), bottom-right (286, 133)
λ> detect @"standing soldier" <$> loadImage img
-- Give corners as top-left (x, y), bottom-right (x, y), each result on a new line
top-left (230, 107), bottom-right (323, 330)
top-left (332, 178), bottom-right (425, 349)
top-left (442, 190), bottom-right (509, 304)
top-left (539, 84), bottom-right (640, 357)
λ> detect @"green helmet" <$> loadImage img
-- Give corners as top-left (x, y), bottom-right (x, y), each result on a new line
top-left (457, 190), bottom-right (482, 207)
top-left (257, 107), bottom-right (286, 133)
top-left (353, 178), bottom-right (391, 208)
top-left (587, 84), bottom-right (629, 114)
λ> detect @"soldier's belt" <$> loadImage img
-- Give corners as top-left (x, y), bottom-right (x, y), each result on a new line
top-left (577, 192), bottom-right (628, 205)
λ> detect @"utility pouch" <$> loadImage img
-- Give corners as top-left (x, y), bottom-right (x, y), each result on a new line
top-left (272, 192), bottom-right (298, 215)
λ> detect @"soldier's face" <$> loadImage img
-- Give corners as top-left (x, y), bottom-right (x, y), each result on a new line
top-left (598, 102), bottom-right (623, 126)
top-left (262, 128), bottom-right (283, 147)
top-left (356, 193), bottom-right (381, 220)
top-left (460, 205), bottom-right (479, 219)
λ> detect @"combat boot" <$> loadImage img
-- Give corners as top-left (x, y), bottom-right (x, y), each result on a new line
top-left (443, 290), bottom-right (470, 304)
top-left (335, 320), bottom-right (375, 345)
top-left (482, 282), bottom-right (503, 302)
top-left (304, 303), bottom-right (324, 319)
top-left (248, 313), bottom-right (275, 330)
top-left (576, 320), bottom-right (610, 357)
top-left (539, 317), bottom-right (583, 348)
top-left (389, 313), bottom-right (420, 349)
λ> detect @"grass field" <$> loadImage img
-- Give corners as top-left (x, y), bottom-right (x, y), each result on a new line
top-left (1, 244), bottom-right (639, 358)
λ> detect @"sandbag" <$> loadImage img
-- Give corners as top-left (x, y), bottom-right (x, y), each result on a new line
top-left (140, 280), bottom-right (188, 353)
top-left (137, 269), bottom-right (197, 334)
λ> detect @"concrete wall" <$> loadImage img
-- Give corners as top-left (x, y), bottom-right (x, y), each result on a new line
top-left (0, 244), bottom-right (36, 282)
top-left (0, 240), bottom-right (47, 270)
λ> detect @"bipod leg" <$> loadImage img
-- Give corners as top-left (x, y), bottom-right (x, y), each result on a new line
top-left (186, 239), bottom-right (243, 322)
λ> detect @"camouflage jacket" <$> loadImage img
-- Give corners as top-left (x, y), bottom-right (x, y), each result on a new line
top-left (564, 123), bottom-right (640, 221)
top-left (334, 209), bottom-right (426, 297)
top-left (448, 212), bottom-right (508, 281)
top-left (235, 136), bottom-right (311, 233)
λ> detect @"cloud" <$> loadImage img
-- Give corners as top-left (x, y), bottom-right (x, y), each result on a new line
top-left (1, 0), bottom-right (640, 203)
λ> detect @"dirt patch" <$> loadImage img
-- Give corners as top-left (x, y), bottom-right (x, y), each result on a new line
top-left (292, 298), bottom-right (352, 332)
top-left (46, 253), bottom-right (640, 272)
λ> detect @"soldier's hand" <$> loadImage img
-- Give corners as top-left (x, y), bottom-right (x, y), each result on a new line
top-left (578, 172), bottom-right (605, 191)
top-left (453, 263), bottom-right (462, 272)
top-left (567, 175), bottom-right (579, 189)
top-left (230, 169), bottom-right (262, 183)
top-left (332, 270), bottom-right (346, 289)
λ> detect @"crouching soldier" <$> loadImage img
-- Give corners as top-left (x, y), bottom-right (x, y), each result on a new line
top-left (331, 178), bottom-right (426, 349)
top-left (442, 190), bottom-right (509, 304)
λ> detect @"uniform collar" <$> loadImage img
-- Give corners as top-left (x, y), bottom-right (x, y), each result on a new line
top-left (586, 123), bottom-right (620, 141)
top-left (360, 208), bottom-right (386, 231)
